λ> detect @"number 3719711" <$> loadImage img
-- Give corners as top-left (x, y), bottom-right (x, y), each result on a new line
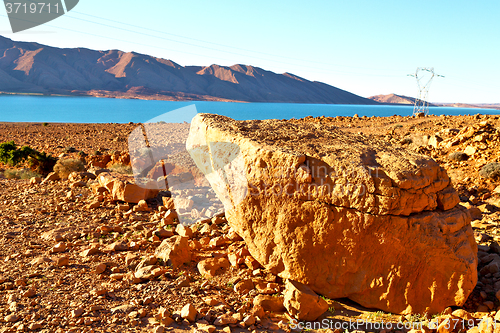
top-left (5, 2), bottom-right (60, 14)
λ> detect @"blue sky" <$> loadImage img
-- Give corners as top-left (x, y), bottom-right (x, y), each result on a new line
top-left (0, 0), bottom-right (498, 103)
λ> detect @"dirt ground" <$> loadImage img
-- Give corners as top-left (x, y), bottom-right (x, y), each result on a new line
top-left (0, 113), bottom-right (499, 332)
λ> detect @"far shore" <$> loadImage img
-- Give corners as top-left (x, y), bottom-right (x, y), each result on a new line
top-left (1, 90), bottom-right (498, 110)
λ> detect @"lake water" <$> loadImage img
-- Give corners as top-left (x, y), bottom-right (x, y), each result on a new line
top-left (0, 95), bottom-right (498, 123)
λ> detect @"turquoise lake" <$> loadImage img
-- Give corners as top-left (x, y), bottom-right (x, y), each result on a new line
top-left (0, 95), bottom-right (498, 123)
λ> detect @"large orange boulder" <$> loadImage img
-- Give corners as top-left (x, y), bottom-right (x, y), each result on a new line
top-left (186, 114), bottom-right (478, 315)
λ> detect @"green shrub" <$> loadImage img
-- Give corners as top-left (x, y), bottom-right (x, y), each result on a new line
top-left (449, 152), bottom-right (469, 162)
top-left (108, 163), bottom-right (133, 175)
top-left (4, 168), bottom-right (41, 180)
top-left (53, 158), bottom-right (85, 179)
top-left (479, 163), bottom-right (500, 179)
top-left (0, 141), bottom-right (56, 174)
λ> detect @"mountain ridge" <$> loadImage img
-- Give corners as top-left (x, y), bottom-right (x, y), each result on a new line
top-left (0, 35), bottom-right (377, 104)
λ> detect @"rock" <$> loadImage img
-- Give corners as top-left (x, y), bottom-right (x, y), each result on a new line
top-left (104, 241), bottom-right (128, 252)
top-left (187, 114), bottom-right (477, 314)
top-left (175, 224), bottom-right (193, 238)
top-left (87, 201), bottom-right (100, 209)
top-left (283, 279), bottom-right (329, 321)
top-left (111, 304), bottom-right (135, 314)
top-left (80, 247), bottom-right (100, 257)
top-left (135, 199), bottom-right (149, 211)
top-left (428, 135), bottom-right (443, 148)
top-left (234, 279), bottom-right (254, 294)
top-left (214, 313), bottom-right (238, 326)
top-left (41, 172), bottom-right (60, 184)
top-left (253, 294), bottom-right (286, 312)
top-left (464, 146), bottom-right (477, 156)
top-left (180, 303), bottom-right (197, 322)
top-left (56, 256), bottom-right (70, 267)
top-left (197, 257), bottom-right (230, 278)
top-left (23, 288), bottom-right (36, 298)
top-left (97, 172), bottom-right (160, 203)
top-left (174, 197), bottom-right (194, 210)
top-left (162, 197), bottom-right (175, 210)
top-left (72, 307), bottom-right (84, 318)
top-left (5, 313), bottom-right (19, 322)
top-left (95, 263), bottom-right (107, 274)
top-left (134, 265), bottom-right (158, 280)
top-left (196, 323), bottom-right (216, 333)
top-left (155, 236), bottom-right (191, 268)
top-left (29, 177), bottom-right (41, 185)
top-left (242, 315), bottom-right (256, 327)
top-left (153, 326), bottom-right (165, 333)
top-left (49, 242), bottom-right (67, 254)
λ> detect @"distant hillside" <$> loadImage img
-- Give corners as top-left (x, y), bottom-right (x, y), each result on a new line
top-left (0, 35), bottom-right (377, 104)
top-left (367, 93), bottom-right (437, 106)
top-left (369, 94), bottom-right (499, 110)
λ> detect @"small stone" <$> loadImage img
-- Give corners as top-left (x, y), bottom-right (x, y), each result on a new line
top-left (80, 247), bottom-right (100, 257)
top-left (57, 256), bottom-right (70, 267)
top-left (87, 201), bottom-right (101, 209)
top-left (214, 313), bottom-right (238, 326)
top-left (104, 241), bottom-right (128, 252)
top-left (153, 326), bottom-right (165, 333)
top-left (242, 315), bottom-right (256, 327)
top-left (155, 236), bottom-right (191, 268)
top-left (176, 224), bottom-right (193, 238)
top-left (91, 288), bottom-right (107, 296)
top-left (234, 279), bottom-right (254, 294)
top-left (180, 303), bottom-right (197, 322)
top-left (110, 273), bottom-right (125, 280)
top-left (72, 307), bottom-right (84, 318)
top-left (253, 294), bottom-right (285, 312)
top-left (162, 197), bottom-right (175, 210)
top-left (197, 257), bottom-right (230, 278)
top-left (111, 304), bottom-right (135, 314)
top-left (5, 313), bottom-right (19, 322)
top-left (95, 263), bottom-right (107, 274)
top-left (23, 288), bottom-right (36, 298)
top-left (195, 323), bottom-right (216, 333)
top-left (50, 242), bottom-right (67, 254)
top-left (283, 279), bottom-right (328, 321)
top-left (209, 236), bottom-right (225, 248)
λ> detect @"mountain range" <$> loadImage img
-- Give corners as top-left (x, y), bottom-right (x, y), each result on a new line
top-left (0, 35), bottom-right (377, 104)
top-left (369, 94), bottom-right (500, 110)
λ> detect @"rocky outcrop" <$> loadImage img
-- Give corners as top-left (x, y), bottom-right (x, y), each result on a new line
top-left (186, 113), bottom-right (478, 315)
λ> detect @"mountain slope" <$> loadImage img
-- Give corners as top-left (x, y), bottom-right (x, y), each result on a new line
top-left (0, 35), bottom-right (377, 104)
top-left (368, 93), bottom-right (417, 105)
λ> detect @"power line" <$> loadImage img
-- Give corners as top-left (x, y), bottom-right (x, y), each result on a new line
top-left (70, 11), bottom-right (406, 73)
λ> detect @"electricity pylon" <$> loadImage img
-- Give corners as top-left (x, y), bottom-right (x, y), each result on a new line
top-left (408, 68), bottom-right (444, 116)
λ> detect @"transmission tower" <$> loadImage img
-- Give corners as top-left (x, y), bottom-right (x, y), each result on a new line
top-left (407, 67), bottom-right (444, 116)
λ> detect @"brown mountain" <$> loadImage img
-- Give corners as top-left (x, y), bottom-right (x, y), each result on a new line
top-left (368, 93), bottom-right (424, 105)
top-left (370, 94), bottom-right (500, 110)
top-left (0, 35), bottom-right (377, 104)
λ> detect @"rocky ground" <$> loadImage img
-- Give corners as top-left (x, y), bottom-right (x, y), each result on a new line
top-left (0, 114), bottom-right (500, 332)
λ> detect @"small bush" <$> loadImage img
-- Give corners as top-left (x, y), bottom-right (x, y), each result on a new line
top-left (449, 152), bottom-right (469, 162)
top-left (479, 163), bottom-right (500, 179)
top-left (42, 122), bottom-right (48, 127)
top-left (4, 168), bottom-right (41, 180)
top-left (0, 141), bottom-right (56, 174)
top-left (53, 158), bottom-right (85, 179)
top-left (108, 163), bottom-right (133, 175)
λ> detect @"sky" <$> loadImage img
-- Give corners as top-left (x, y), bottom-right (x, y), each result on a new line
top-left (0, 0), bottom-right (498, 104)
